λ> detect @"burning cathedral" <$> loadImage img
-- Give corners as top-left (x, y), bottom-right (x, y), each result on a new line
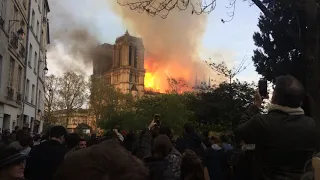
top-left (92, 31), bottom-right (146, 97)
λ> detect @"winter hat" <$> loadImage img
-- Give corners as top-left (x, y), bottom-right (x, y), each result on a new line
top-left (0, 147), bottom-right (28, 169)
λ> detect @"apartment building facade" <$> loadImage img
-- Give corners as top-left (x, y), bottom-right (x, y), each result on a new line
top-left (0, 0), bottom-right (29, 132)
top-left (0, 0), bottom-right (49, 133)
top-left (23, 0), bottom-right (49, 133)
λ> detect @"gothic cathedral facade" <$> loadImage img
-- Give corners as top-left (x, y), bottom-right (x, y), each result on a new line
top-left (92, 31), bottom-right (145, 97)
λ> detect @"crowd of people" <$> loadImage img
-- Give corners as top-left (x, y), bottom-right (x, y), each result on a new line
top-left (0, 75), bottom-right (318, 180)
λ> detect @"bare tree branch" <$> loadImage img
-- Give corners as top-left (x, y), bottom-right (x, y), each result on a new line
top-left (205, 54), bottom-right (251, 83)
top-left (117, 0), bottom-right (217, 18)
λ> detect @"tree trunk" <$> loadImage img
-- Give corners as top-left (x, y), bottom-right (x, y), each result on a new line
top-left (304, 0), bottom-right (320, 125)
top-left (304, 0), bottom-right (320, 150)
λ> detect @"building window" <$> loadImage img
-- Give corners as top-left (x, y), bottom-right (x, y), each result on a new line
top-left (36, 20), bottom-right (39, 38)
top-left (114, 74), bottom-right (119, 83)
top-left (129, 45), bottom-right (132, 66)
top-left (0, 54), bottom-right (2, 88)
top-left (134, 48), bottom-right (138, 68)
top-left (13, 6), bottom-right (18, 32)
top-left (40, 30), bottom-right (44, 46)
top-left (129, 73), bottom-right (133, 82)
top-left (106, 76), bottom-right (111, 84)
top-left (31, 10), bottom-right (35, 30)
top-left (117, 48), bottom-right (121, 67)
top-left (25, 79), bottom-right (30, 101)
top-left (28, 44), bottom-right (32, 67)
top-left (17, 66), bottom-right (22, 92)
top-left (38, 90), bottom-right (41, 107)
top-left (135, 74), bottom-right (139, 83)
top-left (31, 84), bottom-right (35, 104)
top-left (34, 52), bottom-right (37, 73)
top-left (0, 0), bottom-right (7, 27)
top-left (8, 57), bottom-right (15, 88)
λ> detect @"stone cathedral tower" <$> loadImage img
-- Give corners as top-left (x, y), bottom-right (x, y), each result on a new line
top-left (92, 31), bottom-right (145, 97)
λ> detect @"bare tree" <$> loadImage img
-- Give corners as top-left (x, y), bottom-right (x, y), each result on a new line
top-left (117, 0), bottom-right (218, 18)
top-left (205, 54), bottom-right (251, 84)
top-left (166, 76), bottom-right (188, 94)
top-left (57, 71), bottom-right (88, 126)
top-left (90, 77), bottom-right (133, 125)
top-left (44, 75), bottom-right (59, 124)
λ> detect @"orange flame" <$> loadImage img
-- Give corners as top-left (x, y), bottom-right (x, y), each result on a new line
top-left (144, 61), bottom-right (161, 92)
top-left (144, 57), bottom-right (194, 93)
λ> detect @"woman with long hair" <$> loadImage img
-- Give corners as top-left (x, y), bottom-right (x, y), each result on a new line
top-left (180, 149), bottom-right (207, 180)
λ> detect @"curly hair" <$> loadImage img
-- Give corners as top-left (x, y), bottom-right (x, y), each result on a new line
top-left (180, 149), bottom-right (205, 180)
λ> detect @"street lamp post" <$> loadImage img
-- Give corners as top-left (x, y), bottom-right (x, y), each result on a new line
top-left (8, 20), bottom-right (25, 40)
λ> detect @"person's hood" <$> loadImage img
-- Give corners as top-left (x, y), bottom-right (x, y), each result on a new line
top-left (184, 132), bottom-right (202, 146)
top-left (144, 157), bottom-right (168, 176)
top-left (268, 104), bottom-right (304, 115)
top-left (211, 144), bottom-right (222, 151)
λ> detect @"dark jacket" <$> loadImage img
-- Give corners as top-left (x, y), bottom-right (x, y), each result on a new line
top-left (176, 132), bottom-right (205, 159)
top-left (25, 139), bottom-right (67, 180)
top-left (234, 105), bottom-right (318, 180)
top-left (140, 130), bottom-right (175, 180)
top-left (204, 147), bottom-right (228, 180)
top-left (144, 157), bottom-right (175, 180)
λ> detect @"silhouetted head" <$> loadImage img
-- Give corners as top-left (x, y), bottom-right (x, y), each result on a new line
top-left (65, 133), bottom-right (80, 149)
top-left (220, 134), bottom-right (228, 143)
top-left (54, 140), bottom-right (148, 180)
top-left (272, 75), bottom-right (305, 108)
top-left (159, 126), bottom-right (173, 140)
top-left (49, 126), bottom-right (68, 144)
top-left (202, 130), bottom-right (209, 138)
top-left (183, 122), bottom-right (195, 135)
top-left (152, 135), bottom-right (172, 159)
top-left (181, 149), bottom-right (205, 180)
top-left (19, 134), bottom-right (33, 148)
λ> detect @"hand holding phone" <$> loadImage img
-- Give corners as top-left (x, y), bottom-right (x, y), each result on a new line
top-left (154, 114), bottom-right (160, 125)
top-left (258, 78), bottom-right (268, 98)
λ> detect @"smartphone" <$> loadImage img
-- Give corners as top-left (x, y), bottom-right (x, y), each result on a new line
top-left (258, 78), bottom-right (268, 98)
top-left (154, 114), bottom-right (160, 125)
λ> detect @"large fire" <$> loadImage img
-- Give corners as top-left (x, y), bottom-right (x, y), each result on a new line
top-left (143, 58), bottom-right (194, 93)
top-left (144, 60), bottom-right (161, 92)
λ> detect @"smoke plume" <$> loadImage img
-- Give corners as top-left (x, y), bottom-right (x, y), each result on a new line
top-left (47, 1), bottom-right (104, 75)
top-left (48, 0), bottom-right (221, 91)
top-left (108, 0), bottom-right (213, 91)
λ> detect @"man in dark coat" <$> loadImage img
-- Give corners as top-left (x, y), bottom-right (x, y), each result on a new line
top-left (235, 75), bottom-right (318, 180)
top-left (140, 121), bottom-right (175, 180)
top-left (25, 125), bottom-right (68, 180)
top-left (176, 122), bottom-right (205, 159)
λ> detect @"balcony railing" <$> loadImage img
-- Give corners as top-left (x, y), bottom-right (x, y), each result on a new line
top-left (16, 92), bottom-right (22, 103)
top-left (10, 32), bottom-right (18, 49)
top-left (0, 16), bottom-right (4, 29)
top-left (19, 44), bottom-right (25, 58)
top-left (23, 0), bottom-right (26, 9)
top-left (7, 87), bottom-right (14, 100)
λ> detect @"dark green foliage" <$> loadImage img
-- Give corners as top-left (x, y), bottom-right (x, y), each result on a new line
top-left (99, 80), bottom-right (255, 134)
top-left (252, 1), bottom-right (306, 83)
top-left (189, 80), bottom-right (255, 130)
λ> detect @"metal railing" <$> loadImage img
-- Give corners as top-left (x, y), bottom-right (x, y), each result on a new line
top-left (19, 44), bottom-right (25, 57)
top-left (0, 17), bottom-right (4, 28)
top-left (16, 92), bottom-right (22, 103)
top-left (10, 32), bottom-right (18, 49)
top-left (7, 87), bottom-right (14, 100)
